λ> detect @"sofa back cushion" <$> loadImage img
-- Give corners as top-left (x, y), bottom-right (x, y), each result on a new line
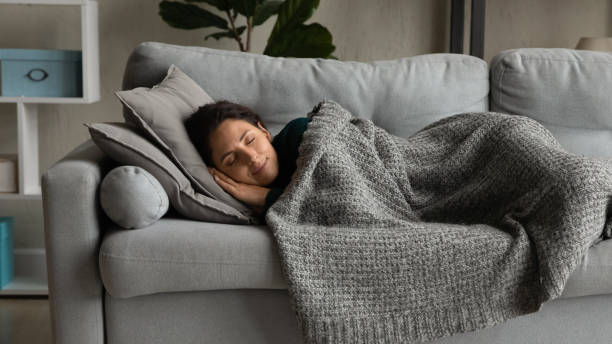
top-left (490, 48), bottom-right (612, 158)
top-left (122, 42), bottom-right (489, 139)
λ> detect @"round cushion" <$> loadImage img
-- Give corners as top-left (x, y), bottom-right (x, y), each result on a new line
top-left (100, 166), bottom-right (169, 229)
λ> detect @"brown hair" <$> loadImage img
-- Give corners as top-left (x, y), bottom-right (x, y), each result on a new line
top-left (184, 100), bottom-right (267, 167)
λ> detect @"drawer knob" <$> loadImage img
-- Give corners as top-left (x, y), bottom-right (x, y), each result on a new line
top-left (25, 68), bottom-right (49, 82)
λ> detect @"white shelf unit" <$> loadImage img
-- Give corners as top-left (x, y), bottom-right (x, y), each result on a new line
top-left (0, 0), bottom-right (99, 295)
top-left (0, 249), bottom-right (48, 296)
top-left (0, 0), bottom-right (100, 201)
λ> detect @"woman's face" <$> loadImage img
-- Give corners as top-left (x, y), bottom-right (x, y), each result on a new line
top-left (209, 119), bottom-right (279, 187)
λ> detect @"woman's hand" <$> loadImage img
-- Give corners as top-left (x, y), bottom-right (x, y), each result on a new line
top-left (208, 167), bottom-right (269, 214)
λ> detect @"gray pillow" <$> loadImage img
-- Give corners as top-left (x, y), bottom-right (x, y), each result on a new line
top-left (85, 122), bottom-right (260, 225)
top-left (100, 165), bottom-right (169, 229)
top-left (115, 64), bottom-right (256, 218)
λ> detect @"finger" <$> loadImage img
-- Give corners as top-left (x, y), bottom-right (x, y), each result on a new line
top-left (213, 174), bottom-right (237, 194)
top-left (217, 173), bottom-right (238, 188)
top-left (208, 167), bottom-right (221, 177)
top-left (211, 170), bottom-right (229, 186)
top-left (212, 169), bottom-right (236, 185)
top-left (215, 169), bottom-right (229, 179)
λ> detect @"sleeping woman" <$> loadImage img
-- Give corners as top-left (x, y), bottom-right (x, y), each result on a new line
top-left (186, 98), bottom-right (612, 344)
top-left (184, 100), bottom-right (310, 216)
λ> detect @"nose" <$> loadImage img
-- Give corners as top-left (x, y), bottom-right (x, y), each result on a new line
top-left (240, 146), bottom-right (258, 166)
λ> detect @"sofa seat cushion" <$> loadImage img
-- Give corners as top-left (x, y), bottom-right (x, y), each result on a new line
top-left (100, 216), bottom-right (612, 299)
top-left (561, 238), bottom-right (612, 298)
top-left (99, 216), bottom-right (287, 298)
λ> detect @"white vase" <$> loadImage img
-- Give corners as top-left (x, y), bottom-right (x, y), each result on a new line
top-left (0, 155), bottom-right (17, 193)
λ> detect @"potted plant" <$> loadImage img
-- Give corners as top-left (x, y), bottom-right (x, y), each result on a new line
top-left (159, 0), bottom-right (336, 58)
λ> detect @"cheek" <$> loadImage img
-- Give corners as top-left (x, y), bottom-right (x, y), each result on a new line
top-left (225, 165), bottom-right (251, 183)
top-left (225, 166), bottom-right (245, 177)
top-left (259, 139), bottom-right (273, 153)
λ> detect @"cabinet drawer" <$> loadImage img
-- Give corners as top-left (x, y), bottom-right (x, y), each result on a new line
top-left (0, 49), bottom-right (82, 98)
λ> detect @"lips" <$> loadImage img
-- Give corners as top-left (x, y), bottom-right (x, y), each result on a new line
top-left (253, 159), bottom-right (267, 175)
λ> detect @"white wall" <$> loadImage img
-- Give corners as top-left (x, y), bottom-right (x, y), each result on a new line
top-left (0, 0), bottom-right (610, 248)
top-left (483, 0), bottom-right (612, 60)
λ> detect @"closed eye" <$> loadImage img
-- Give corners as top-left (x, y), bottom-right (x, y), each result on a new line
top-left (224, 137), bottom-right (254, 166)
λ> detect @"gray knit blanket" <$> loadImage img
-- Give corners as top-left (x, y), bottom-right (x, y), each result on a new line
top-left (264, 100), bottom-right (612, 343)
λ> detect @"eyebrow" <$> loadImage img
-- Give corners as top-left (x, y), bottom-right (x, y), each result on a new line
top-left (220, 129), bottom-right (250, 162)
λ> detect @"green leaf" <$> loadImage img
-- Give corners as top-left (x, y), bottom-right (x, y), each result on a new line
top-left (264, 23), bottom-right (335, 58)
top-left (228, 0), bottom-right (262, 17)
top-left (269, 0), bottom-right (319, 40)
top-left (184, 0), bottom-right (232, 11)
top-left (159, 1), bottom-right (228, 29)
top-left (252, 0), bottom-right (283, 26)
top-left (204, 26), bottom-right (246, 40)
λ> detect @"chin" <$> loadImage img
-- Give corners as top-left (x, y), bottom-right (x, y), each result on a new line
top-left (256, 172), bottom-right (276, 187)
top-left (255, 164), bottom-right (278, 186)
top-left (255, 175), bottom-right (273, 187)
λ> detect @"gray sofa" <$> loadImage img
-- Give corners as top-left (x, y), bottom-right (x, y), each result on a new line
top-left (42, 42), bottom-right (612, 344)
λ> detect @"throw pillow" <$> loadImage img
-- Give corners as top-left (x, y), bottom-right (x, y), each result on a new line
top-left (100, 165), bottom-right (169, 229)
top-left (85, 122), bottom-right (260, 225)
top-left (115, 64), bottom-right (255, 217)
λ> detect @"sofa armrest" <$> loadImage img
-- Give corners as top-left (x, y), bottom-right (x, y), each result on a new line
top-left (42, 139), bottom-right (115, 344)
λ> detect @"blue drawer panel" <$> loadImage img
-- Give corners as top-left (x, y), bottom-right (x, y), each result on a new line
top-left (0, 49), bottom-right (83, 98)
top-left (0, 217), bottom-right (13, 289)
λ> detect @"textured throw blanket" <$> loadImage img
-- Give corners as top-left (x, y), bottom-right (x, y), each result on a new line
top-left (265, 100), bottom-right (612, 344)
